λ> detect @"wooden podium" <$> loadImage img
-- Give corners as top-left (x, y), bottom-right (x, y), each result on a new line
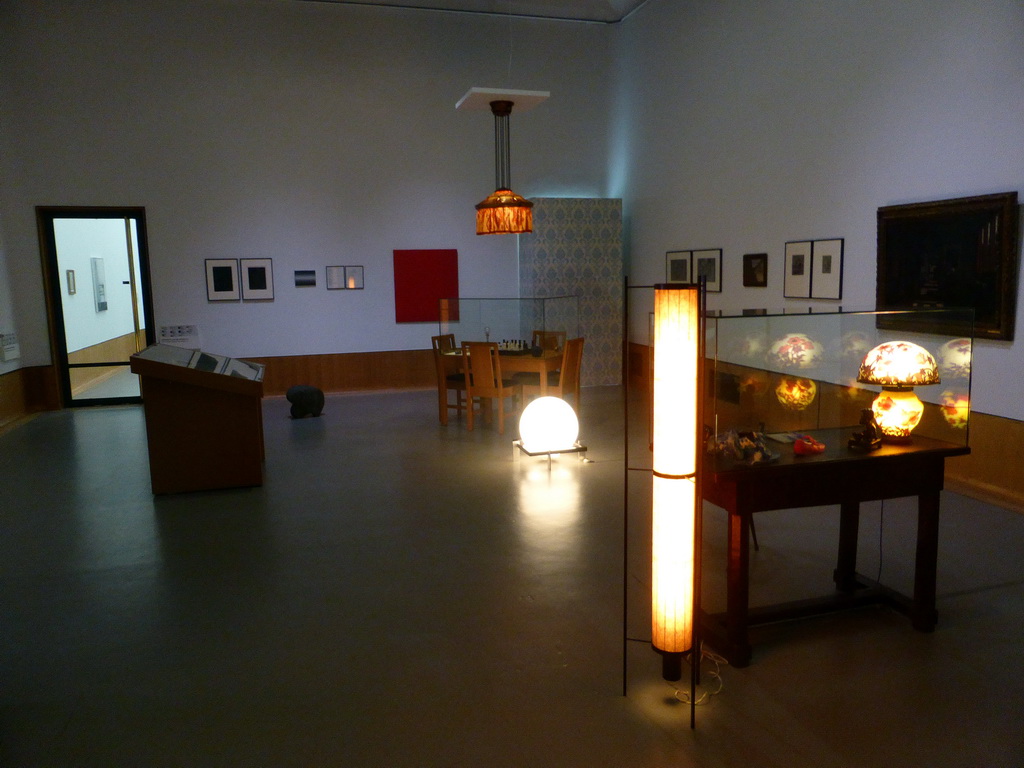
top-left (130, 346), bottom-right (266, 494)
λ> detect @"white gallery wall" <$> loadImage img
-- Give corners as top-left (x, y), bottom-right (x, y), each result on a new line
top-left (0, 0), bottom-right (614, 363)
top-left (614, 0), bottom-right (1024, 421)
top-left (2, 0), bottom-right (1024, 424)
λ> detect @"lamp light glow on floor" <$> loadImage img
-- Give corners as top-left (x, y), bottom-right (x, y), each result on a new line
top-left (857, 340), bottom-right (940, 442)
top-left (651, 284), bottom-right (702, 692)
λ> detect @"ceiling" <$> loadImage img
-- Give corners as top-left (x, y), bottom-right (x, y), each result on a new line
top-left (296, 0), bottom-right (651, 23)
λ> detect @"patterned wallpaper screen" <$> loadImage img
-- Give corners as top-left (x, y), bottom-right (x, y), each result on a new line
top-left (519, 199), bottom-right (623, 387)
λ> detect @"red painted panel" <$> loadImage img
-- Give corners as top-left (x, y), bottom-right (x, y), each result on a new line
top-left (393, 249), bottom-right (459, 323)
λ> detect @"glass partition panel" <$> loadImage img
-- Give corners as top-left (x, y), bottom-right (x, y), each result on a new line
top-left (439, 296), bottom-right (579, 347)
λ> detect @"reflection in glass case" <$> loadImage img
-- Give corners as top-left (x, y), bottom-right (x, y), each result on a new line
top-left (625, 290), bottom-right (974, 467)
top-left (438, 296), bottom-right (579, 347)
top-left (705, 307), bottom-right (973, 447)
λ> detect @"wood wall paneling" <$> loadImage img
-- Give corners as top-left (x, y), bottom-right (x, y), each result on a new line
top-left (247, 349), bottom-right (434, 396)
top-left (67, 332), bottom-right (140, 395)
top-left (0, 368), bottom-right (28, 431)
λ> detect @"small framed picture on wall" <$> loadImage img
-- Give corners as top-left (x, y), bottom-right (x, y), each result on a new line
top-left (206, 259), bottom-right (240, 301)
top-left (783, 241), bottom-right (811, 298)
top-left (694, 249), bottom-right (722, 292)
top-left (240, 258), bottom-right (274, 301)
top-left (810, 238), bottom-right (844, 299)
top-left (665, 250), bottom-right (692, 283)
top-left (742, 253), bottom-right (768, 287)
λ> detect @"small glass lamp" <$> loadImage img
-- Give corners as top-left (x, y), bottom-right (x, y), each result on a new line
top-left (519, 396), bottom-right (579, 453)
top-left (857, 341), bottom-right (940, 442)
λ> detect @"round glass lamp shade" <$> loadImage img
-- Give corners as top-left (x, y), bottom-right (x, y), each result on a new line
top-left (938, 338), bottom-right (972, 379)
top-left (768, 333), bottom-right (823, 369)
top-left (857, 341), bottom-right (940, 387)
top-left (519, 396), bottom-right (579, 453)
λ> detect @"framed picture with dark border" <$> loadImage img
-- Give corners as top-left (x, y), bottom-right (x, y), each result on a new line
top-left (877, 192), bottom-right (1019, 340)
top-left (240, 258), bottom-right (274, 301)
top-left (206, 258), bottom-right (239, 301)
top-left (694, 249), bottom-right (722, 292)
top-left (665, 250), bottom-right (692, 283)
top-left (783, 241), bottom-right (811, 298)
top-left (811, 239), bottom-right (843, 300)
top-left (742, 253), bottom-right (768, 287)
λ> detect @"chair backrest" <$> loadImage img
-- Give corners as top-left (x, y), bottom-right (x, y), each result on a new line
top-left (432, 333), bottom-right (456, 353)
top-left (462, 341), bottom-right (503, 398)
top-left (531, 330), bottom-right (566, 351)
top-left (558, 337), bottom-right (585, 404)
top-left (432, 334), bottom-right (459, 378)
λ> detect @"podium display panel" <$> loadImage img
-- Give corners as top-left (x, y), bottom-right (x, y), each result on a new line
top-left (131, 345), bottom-right (265, 494)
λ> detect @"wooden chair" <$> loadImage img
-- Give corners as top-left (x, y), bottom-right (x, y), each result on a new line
top-left (514, 337), bottom-right (584, 411)
top-left (531, 330), bottom-right (566, 351)
top-left (431, 334), bottom-right (465, 425)
top-left (462, 341), bottom-right (522, 435)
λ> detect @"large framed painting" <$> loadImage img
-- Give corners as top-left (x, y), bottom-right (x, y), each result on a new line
top-left (877, 192), bottom-right (1019, 340)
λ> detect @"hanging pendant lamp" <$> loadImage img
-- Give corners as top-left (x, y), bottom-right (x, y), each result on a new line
top-left (456, 88), bottom-right (549, 236)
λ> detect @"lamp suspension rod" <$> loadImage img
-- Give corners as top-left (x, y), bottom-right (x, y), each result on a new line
top-left (490, 100), bottom-right (513, 190)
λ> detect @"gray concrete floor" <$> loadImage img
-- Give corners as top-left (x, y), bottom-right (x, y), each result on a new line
top-left (1, 387), bottom-right (1022, 766)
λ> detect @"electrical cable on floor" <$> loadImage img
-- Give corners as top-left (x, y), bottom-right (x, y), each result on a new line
top-left (625, 637), bottom-right (728, 703)
top-left (666, 644), bottom-right (727, 705)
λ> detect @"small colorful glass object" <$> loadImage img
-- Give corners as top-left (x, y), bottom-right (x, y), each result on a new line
top-left (793, 435), bottom-right (825, 455)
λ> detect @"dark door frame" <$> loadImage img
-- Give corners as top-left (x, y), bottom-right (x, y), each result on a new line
top-left (37, 206), bottom-right (156, 408)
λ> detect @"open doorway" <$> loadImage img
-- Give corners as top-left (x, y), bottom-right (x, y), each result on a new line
top-left (38, 207), bottom-right (155, 407)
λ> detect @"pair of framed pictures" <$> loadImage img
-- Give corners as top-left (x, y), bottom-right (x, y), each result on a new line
top-left (665, 248), bottom-right (723, 292)
top-left (784, 239), bottom-right (844, 300)
top-left (206, 258), bottom-right (274, 301)
top-left (294, 266), bottom-right (366, 289)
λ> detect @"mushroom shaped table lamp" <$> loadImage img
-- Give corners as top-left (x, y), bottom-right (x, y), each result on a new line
top-left (857, 341), bottom-right (940, 443)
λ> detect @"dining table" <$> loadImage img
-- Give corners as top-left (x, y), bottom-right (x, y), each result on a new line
top-left (442, 346), bottom-right (564, 395)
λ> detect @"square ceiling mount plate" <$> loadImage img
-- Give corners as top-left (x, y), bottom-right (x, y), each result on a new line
top-left (456, 87), bottom-right (550, 112)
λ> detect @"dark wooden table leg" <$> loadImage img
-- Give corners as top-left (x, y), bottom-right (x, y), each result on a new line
top-left (912, 489), bottom-right (940, 631)
top-left (834, 499), bottom-right (860, 592)
top-left (726, 507), bottom-right (752, 667)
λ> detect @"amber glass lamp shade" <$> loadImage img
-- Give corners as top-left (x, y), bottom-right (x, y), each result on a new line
top-left (476, 189), bottom-right (533, 235)
top-left (857, 341), bottom-right (940, 442)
